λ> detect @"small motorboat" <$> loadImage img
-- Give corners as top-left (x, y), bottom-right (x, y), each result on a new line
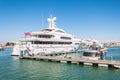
top-left (83, 50), bottom-right (100, 60)
top-left (0, 47), bottom-right (4, 51)
top-left (82, 40), bottom-right (107, 60)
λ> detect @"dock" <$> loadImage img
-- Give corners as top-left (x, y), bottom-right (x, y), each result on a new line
top-left (20, 55), bottom-right (120, 69)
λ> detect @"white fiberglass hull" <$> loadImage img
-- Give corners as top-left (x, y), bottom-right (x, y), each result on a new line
top-left (12, 45), bottom-right (79, 56)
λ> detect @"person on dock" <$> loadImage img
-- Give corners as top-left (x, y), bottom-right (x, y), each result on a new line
top-left (100, 49), bottom-right (107, 60)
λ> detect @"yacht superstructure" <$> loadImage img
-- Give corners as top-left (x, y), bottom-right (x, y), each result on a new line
top-left (12, 17), bottom-right (80, 56)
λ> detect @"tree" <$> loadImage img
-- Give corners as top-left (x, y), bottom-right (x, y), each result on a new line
top-left (5, 42), bottom-right (15, 46)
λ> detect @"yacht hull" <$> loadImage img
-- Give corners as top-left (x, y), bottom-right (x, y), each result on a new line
top-left (12, 45), bottom-right (79, 56)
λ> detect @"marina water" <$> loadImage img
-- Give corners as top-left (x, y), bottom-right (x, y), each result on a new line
top-left (0, 47), bottom-right (120, 80)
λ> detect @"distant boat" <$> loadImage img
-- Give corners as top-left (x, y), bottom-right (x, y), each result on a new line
top-left (0, 46), bottom-right (4, 51)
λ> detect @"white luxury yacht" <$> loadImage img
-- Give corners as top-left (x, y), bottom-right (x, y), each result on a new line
top-left (12, 17), bottom-right (80, 56)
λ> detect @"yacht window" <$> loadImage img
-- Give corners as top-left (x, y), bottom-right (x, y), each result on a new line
top-left (38, 35), bottom-right (54, 38)
top-left (56, 30), bottom-right (65, 33)
top-left (32, 41), bottom-right (72, 45)
top-left (75, 43), bottom-right (79, 45)
top-left (42, 29), bottom-right (53, 32)
top-left (60, 37), bottom-right (71, 40)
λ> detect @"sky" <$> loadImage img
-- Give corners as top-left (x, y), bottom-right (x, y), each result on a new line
top-left (0, 0), bottom-right (120, 44)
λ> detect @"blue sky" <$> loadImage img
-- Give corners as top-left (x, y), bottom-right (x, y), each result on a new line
top-left (0, 0), bottom-right (120, 44)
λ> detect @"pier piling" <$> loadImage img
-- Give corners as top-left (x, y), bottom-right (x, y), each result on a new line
top-left (92, 63), bottom-right (98, 67)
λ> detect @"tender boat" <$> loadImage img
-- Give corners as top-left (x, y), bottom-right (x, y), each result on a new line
top-left (82, 40), bottom-right (107, 60)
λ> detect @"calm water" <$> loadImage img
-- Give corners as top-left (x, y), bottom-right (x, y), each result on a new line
top-left (0, 47), bottom-right (120, 80)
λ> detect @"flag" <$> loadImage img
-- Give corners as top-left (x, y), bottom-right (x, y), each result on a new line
top-left (24, 32), bottom-right (31, 36)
